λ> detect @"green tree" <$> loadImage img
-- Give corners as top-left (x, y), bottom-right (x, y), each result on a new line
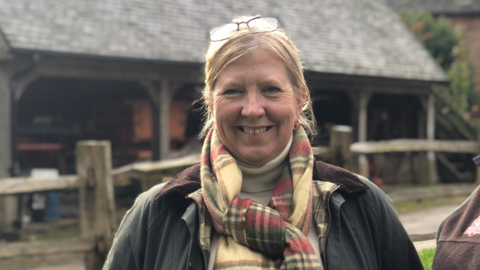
top-left (449, 41), bottom-right (475, 112)
top-left (400, 10), bottom-right (478, 113)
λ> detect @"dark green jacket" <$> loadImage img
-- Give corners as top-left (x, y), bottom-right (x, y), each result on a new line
top-left (103, 161), bottom-right (423, 270)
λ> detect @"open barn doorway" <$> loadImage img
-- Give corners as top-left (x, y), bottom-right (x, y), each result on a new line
top-left (367, 94), bottom-right (422, 141)
top-left (17, 78), bottom-right (153, 174)
top-left (366, 94), bottom-right (424, 185)
top-left (311, 90), bottom-right (353, 146)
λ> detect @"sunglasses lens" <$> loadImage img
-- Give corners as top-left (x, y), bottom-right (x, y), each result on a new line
top-left (248, 17), bottom-right (278, 32)
top-left (210, 23), bottom-right (238, 41)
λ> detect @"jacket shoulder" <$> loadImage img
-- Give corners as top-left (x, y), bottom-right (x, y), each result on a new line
top-left (313, 160), bottom-right (369, 193)
top-left (330, 174), bottom-right (423, 270)
top-left (153, 163), bottom-right (201, 201)
top-left (103, 182), bottom-right (167, 269)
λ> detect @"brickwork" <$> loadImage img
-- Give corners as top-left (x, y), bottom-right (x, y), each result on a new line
top-left (450, 16), bottom-right (480, 91)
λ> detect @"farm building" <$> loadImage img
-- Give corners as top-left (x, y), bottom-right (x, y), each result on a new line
top-left (0, 0), bottom-right (447, 231)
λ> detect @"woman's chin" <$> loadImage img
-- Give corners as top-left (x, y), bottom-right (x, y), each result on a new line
top-left (233, 149), bottom-right (279, 166)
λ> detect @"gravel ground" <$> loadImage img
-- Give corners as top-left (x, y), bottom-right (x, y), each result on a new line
top-left (399, 205), bottom-right (458, 235)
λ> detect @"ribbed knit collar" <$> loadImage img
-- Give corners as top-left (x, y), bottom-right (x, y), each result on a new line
top-left (237, 135), bottom-right (293, 192)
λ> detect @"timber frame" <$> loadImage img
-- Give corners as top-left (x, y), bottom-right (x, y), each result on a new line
top-left (5, 53), bottom-right (203, 160)
top-left (0, 53), bottom-right (203, 231)
top-left (305, 72), bottom-right (441, 182)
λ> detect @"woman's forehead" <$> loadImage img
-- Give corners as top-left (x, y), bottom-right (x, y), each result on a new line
top-left (216, 51), bottom-right (290, 83)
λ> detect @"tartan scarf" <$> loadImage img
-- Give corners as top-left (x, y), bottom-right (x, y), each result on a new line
top-left (200, 127), bottom-right (321, 269)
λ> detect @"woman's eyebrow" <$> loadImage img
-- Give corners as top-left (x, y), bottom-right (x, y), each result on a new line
top-left (216, 80), bottom-right (243, 90)
top-left (258, 77), bottom-right (285, 87)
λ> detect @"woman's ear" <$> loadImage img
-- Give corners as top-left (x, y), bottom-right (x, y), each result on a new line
top-left (207, 101), bottom-right (214, 117)
top-left (205, 93), bottom-right (214, 117)
top-left (296, 88), bottom-right (306, 118)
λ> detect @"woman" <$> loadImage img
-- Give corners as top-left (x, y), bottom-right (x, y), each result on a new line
top-left (104, 16), bottom-right (423, 270)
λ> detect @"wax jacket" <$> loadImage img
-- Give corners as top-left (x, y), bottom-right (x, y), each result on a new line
top-left (103, 161), bottom-right (423, 270)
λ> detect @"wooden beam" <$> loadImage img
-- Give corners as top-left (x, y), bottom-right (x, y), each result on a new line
top-left (329, 125), bottom-right (353, 162)
top-left (158, 79), bottom-right (171, 160)
top-left (0, 237), bottom-right (95, 259)
top-left (14, 70), bottom-right (39, 101)
top-left (427, 94), bottom-right (435, 141)
top-left (358, 91), bottom-right (371, 143)
top-left (35, 57), bottom-right (202, 83)
top-left (138, 80), bottom-right (158, 106)
top-left (358, 91), bottom-right (371, 178)
top-left (0, 64), bottom-right (17, 232)
top-left (312, 146), bottom-right (330, 160)
top-left (351, 139), bottom-right (480, 154)
top-left (76, 141), bottom-right (116, 270)
top-left (0, 175), bottom-right (83, 195)
top-left (304, 72), bottom-right (434, 96)
top-left (112, 153), bottom-right (201, 186)
top-left (0, 33), bottom-right (12, 60)
top-left (427, 93), bottom-right (438, 183)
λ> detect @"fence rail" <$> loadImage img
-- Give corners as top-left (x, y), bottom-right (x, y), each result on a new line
top-left (0, 175), bottom-right (82, 196)
top-left (0, 237), bottom-right (95, 260)
top-left (351, 139), bottom-right (480, 154)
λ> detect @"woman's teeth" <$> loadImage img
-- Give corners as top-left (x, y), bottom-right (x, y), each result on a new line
top-left (243, 127), bottom-right (267, 135)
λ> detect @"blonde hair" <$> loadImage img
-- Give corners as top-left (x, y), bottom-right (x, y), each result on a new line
top-left (200, 21), bottom-right (316, 139)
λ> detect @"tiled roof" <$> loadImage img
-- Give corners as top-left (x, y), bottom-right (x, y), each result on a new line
top-left (386, 0), bottom-right (480, 15)
top-left (0, 0), bottom-right (447, 81)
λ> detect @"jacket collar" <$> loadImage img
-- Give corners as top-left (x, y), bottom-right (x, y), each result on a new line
top-left (153, 160), bottom-right (369, 202)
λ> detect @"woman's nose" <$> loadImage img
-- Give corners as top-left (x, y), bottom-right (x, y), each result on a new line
top-left (241, 92), bottom-right (265, 118)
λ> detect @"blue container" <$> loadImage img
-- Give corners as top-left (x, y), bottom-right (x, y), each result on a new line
top-left (44, 191), bottom-right (60, 221)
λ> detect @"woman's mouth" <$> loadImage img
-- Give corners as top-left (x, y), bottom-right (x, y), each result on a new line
top-left (240, 126), bottom-right (271, 135)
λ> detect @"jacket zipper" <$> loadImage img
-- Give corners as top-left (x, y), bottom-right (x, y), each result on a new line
top-left (321, 185), bottom-right (340, 270)
top-left (188, 196), bottom-right (209, 270)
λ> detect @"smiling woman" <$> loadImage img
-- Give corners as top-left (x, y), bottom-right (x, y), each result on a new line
top-left (211, 50), bottom-right (302, 166)
top-left (104, 16), bottom-right (423, 270)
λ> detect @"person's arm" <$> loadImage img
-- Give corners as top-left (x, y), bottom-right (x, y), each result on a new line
top-left (103, 184), bottom-right (165, 270)
top-left (359, 177), bottom-right (424, 270)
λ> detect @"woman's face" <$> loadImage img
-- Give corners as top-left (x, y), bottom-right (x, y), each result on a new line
top-left (210, 50), bottom-right (304, 166)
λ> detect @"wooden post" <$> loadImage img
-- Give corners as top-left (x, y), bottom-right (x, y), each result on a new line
top-left (358, 91), bottom-right (371, 178)
top-left (0, 64), bottom-right (17, 233)
top-left (427, 93), bottom-right (438, 183)
top-left (417, 97), bottom-right (426, 139)
top-left (139, 79), bottom-right (171, 161)
top-left (158, 79), bottom-right (171, 160)
top-left (76, 141), bottom-right (116, 270)
top-left (329, 125), bottom-right (353, 167)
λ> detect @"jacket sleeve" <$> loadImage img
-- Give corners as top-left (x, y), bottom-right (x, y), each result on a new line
top-left (102, 183), bottom-right (165, 270)
top-left (359, 177), bottom-right (424, 270)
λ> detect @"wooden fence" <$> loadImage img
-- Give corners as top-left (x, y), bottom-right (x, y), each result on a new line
top-left (1, 134), bottom-right (478, 268)
top-left (0, 135), bottom-right (342, 269)
top-left (0, 141), bottom-right (115, 269)
top-left (350, 139), bottom-right (480, 183)
top-left (0, 140), bottom-right (201, 270)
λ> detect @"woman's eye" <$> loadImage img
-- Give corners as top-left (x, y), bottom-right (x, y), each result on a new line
top-left (224, 89), bottom-right (240, 95)
top-left (264, 87), bottom-right (280, 94)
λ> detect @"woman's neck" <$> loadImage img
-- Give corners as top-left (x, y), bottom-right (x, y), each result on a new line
top-left (237, 135), bottom-right (293, 193)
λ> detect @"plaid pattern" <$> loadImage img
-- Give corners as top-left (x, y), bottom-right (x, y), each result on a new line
top-left (311, 181), bottom-right (339, 263)
top-left (194, 127), bottom-right (324, 269)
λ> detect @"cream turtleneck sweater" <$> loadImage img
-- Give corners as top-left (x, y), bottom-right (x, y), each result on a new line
top-left (207, 136), bottom-right (323, 269)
